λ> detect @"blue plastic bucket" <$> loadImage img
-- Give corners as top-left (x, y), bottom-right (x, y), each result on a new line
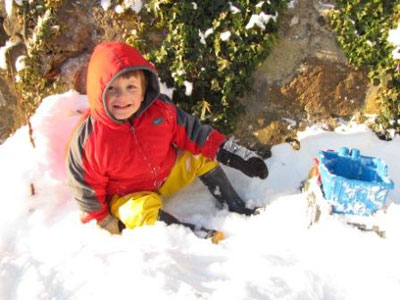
top-left (317, 147), bottom-right (394, 216)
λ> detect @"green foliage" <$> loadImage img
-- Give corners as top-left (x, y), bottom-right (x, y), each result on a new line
top-left (14, 0), bottom-right (287, 134)
top-left (328, 0), bottom-right (400, 138)
top-left (15, 1), bottom-right (65, 114)
top-left (127, 0), bottom-right (287, 133)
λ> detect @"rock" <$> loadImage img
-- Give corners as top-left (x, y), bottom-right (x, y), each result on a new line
top-left (0, 74), bottom-right (25, 143)
top-left (254, 120), bottom-right (297, 148)
top-left (61, 53), bottom-right (90, 94)
top-left (234, 0), bottom-right (369, 151)
top-left (279, 58), bottom-right (368, 121)
top-left (363, 85), bottom-right (382, 115)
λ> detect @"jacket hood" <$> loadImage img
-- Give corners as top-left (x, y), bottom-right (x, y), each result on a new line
top-left (86, 42), bottom-right (160, 128)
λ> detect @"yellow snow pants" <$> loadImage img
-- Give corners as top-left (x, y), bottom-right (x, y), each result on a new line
top-left (110, 151), bottom-right (218, 230)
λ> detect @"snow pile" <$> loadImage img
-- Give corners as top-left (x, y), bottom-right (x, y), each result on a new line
top-left (220, 31), bottom-right (232, 41)
top-left (0, 40), bottom-right (16, 70)
top-left (0, 91), bottom-right (400, 299)
top-left (246, 12), bottom-right (278, 30)
top-left (388, 23), bottom-right (400, 60)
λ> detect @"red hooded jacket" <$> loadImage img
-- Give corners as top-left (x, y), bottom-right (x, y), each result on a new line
top-left (66, 42), bottom-right (226, 223)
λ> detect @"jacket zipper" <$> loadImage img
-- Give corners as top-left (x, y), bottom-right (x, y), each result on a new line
top-left (130, 126), bottom-right (159, 190)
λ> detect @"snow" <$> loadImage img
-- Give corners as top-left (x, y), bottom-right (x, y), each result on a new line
top-left (1, 90), bottom-right (400, 299)
top-left (100, 0), bottom-right (143, 13)
top-left (388, 24), bottom-right (400, 60)
top-left (159, 81), bottom-right (174, 99)
top-left (229, 2), bottom-right (241, 14)
top-left (5, 0), bottom-right (14, 17)
top-left (30, 9), bottom-right (52, 45)
top-left (0, 40), bottom-right (16, 70)
top-left (220, 31), bottom-right (231, 41)
top-left (100, 0), bottom-right (111, 11)
top-left (281, 117), bottom-right (297, 128)
top-left (15, 55), bottom-right (26, 72)
top-left (183, 81), bottom-right (193, 96)
top-left (124, 0), bottom-right (143, 13)
top-left (246, 12), bottom-right (278, 30)
top-left (114, 5), bottom-right (124, 14)
top-left (256, 1), bottom-right (265, 8)
top-left (205, 28), bottom-right (214, 37)
top-left (199, 28), bottom-right (214, 45)
top-left (199, 31), bottom-right (207, 45)
top-left (288, 0), bottom-right (298, 9)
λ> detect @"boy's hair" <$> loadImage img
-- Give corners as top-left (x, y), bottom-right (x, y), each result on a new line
top-left (120, 70), bottom-right (148, 93)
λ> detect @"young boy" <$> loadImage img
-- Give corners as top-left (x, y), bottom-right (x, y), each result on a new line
top-left (66, 42), bottom-right (268, 235)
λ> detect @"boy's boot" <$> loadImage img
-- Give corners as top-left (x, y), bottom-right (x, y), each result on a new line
top-left (158, 210), bottom-right (225, 243)
top-left (199, 166), bottom-right (257, 216)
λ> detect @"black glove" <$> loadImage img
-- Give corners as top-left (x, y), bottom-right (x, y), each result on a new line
top-left (217, 139), bottom-right (268, 179)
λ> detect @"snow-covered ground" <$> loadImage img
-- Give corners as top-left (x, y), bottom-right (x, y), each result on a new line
top-left (0, 90), bottom-right (399, 300)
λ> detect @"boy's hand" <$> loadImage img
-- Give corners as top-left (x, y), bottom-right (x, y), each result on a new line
top-left (217, 139), bottom-right (268, 179)
top-left (98, 214), bottom-right (122, 234)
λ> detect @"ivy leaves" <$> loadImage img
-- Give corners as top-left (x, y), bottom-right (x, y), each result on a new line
top-left (329, 0), bottom-right (400, 137)
top-left (129, 0), bottom-right (287, 133)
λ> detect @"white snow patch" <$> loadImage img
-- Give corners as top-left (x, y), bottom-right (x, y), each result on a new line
top-left (159, 81), bottom-right (174, 99)
top-left (229, 2), bottom-right (241, 14)
top-left (220, 31), bottom-right (231, 41)
top-left (388, 24), bottom-right (400, 59)
top-left (5, 0), bottom-right (25, 17)
top-left (199, 28), bottom-right (214, 45)
top-left (5, 0), bottom-right (14, 17)
top-left (282, 117), bottom-right (297, 128)
top-left (1, 91), bottom-right (400, 300)
top-left (172, 70), bottom-right (186, 80)
top-left (115, 5), bottom-right (124, 14)
top-left (100, 0), bottom-right (111, 11)
top-left (0, 40), bottom-right (16, 70)
top-left (15, 55), bottom-right (27, 72)
top-left (256, 1), bottom-right (264, 8)
top-left (245, 12), bottom-right (278, 30)
top-left (30, 9), bottom-right (52, 45)
top-left (183, 81), bottom-right (193, 96)
top-left (288, 0), bottom-right (298, 9)
top-left (199, 31), bottom-right (206, 45)
top-left (124, 0), bottom-right (143, 13)
top-left (205, 28), bottom-right (214, 37)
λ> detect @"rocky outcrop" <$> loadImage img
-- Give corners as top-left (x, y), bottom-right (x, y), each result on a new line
top-left (234, 0), bottom-right (370, 153)
top-left (0, 0), bottom-right (141, 142)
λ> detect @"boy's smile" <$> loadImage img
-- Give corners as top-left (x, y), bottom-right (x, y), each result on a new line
top-left (105, 74), bottom-right (145, 120)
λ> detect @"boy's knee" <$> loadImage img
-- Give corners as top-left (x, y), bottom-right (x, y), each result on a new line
top-left (110, 192), bottom-right (162, 229)
top-left (194, 154), bottom-right (219, 177)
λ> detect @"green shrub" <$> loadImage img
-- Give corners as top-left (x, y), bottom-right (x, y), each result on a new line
top-left (15, 1), bottom-right (66, 115)
top-left (128, 0), bottom-right (288, 133)
top-left (329, 0), bottom-right (400, 138)
top-left (13, 0), bottom-right (288, 134)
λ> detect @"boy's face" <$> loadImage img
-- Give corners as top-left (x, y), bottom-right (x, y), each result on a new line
top-left (105, 74), bottom-right (145, 120)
